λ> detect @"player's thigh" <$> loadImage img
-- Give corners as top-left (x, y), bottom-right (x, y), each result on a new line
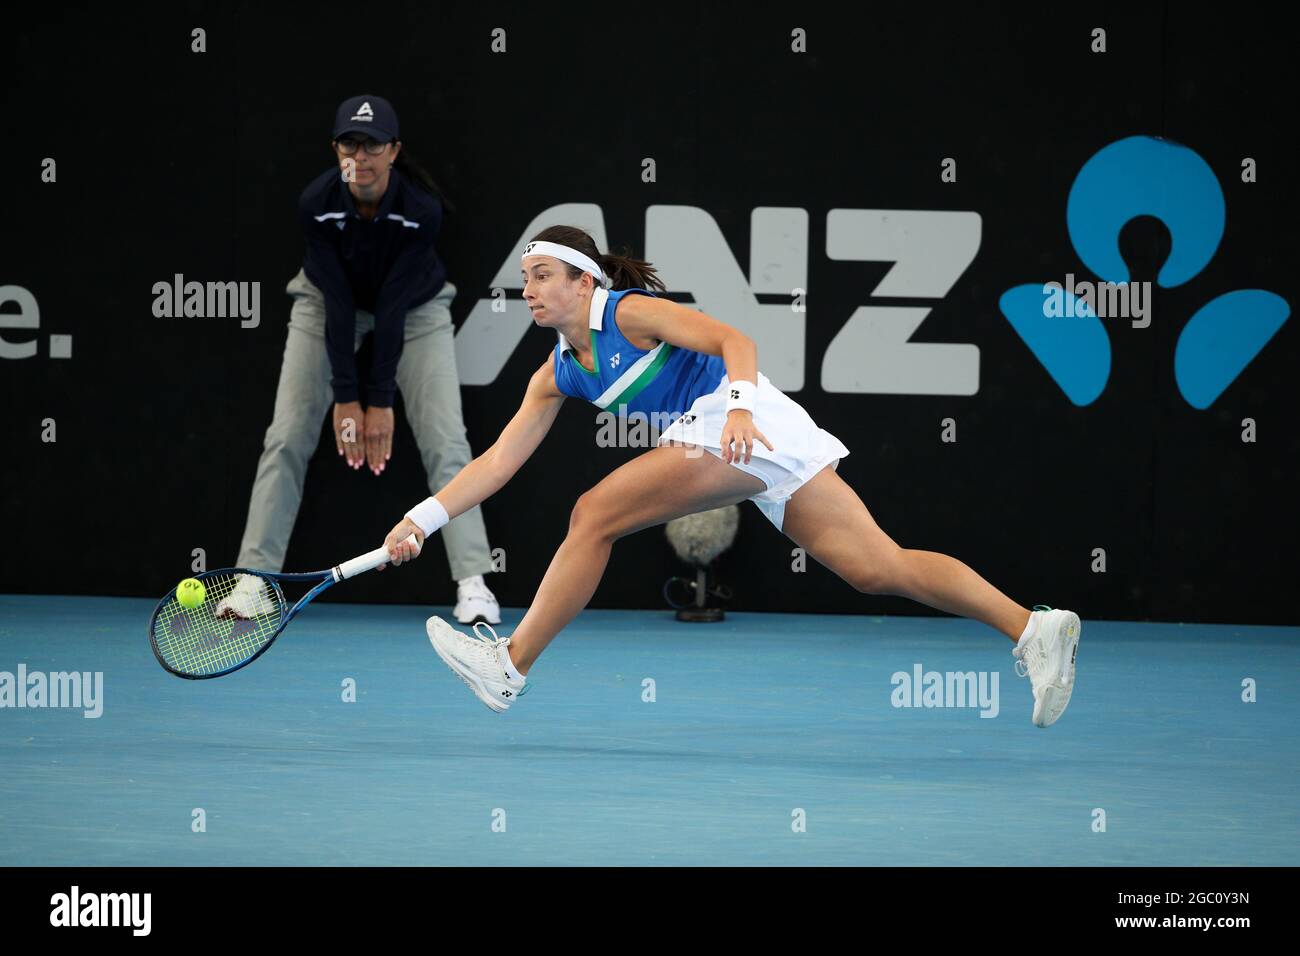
top-left (780, 464), bottom-right (903, 590)
top-left (572, 443), bottom-right (766, 539)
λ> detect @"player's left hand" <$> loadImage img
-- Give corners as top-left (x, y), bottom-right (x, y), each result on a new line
top-left (365, 405), bottom-right (395, 476)
top-left (719, 410), bottom-right (773, 464)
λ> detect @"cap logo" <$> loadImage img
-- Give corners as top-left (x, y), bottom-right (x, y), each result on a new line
top-left (351, 101), bottom-right (375, 122)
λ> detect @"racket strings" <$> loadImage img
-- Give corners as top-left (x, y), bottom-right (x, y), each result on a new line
top-left (151, 573), bottom-right (284, 677)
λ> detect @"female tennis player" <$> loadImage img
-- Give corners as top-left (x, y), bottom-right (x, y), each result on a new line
top-left (380, 226), bottom-right (1081, 726)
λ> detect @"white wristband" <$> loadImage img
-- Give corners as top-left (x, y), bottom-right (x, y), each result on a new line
top-left (725, 379), bottom-right (756, 413)
top-left (405, 496), bottom-right (449, 536)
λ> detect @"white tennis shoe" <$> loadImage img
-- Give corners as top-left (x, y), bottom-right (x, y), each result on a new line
top-left (1012, 605), bottom-right (1081, 727)
top-left (454, 574), bottom-right (501, 625)
top-left (214, 572), bottom-right (277, 619)
top-left (426, 616), bottom-right (526, 712)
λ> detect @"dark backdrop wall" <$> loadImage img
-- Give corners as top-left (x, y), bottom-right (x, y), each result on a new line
top-left (3, 2), bottom-right (1297, 624)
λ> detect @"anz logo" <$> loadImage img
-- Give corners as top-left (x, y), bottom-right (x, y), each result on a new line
top-left (1001, 135), bottom-right (1289, 409)
top-left (462, 204), bottom-right (982, 395)
top-left (455, 138), bottom-right (1288, 410)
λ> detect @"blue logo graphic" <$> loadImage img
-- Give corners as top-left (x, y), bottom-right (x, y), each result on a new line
top-left (1000, 135), bottom-right (1289, 408)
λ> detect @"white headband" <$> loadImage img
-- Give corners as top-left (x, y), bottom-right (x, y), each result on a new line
top-left (522, 240), bottom-right (611, 290)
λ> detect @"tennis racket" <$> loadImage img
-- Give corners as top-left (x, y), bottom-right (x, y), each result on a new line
top-left (148, 534), bottom-right (420, 680)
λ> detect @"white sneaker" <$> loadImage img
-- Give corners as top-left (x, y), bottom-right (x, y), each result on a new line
top-left (426, 615), bottom-right (526, 712)
top-left (214, 572), bottom-right (277, 619)
top-left (454, 574), bottom-right (501, 625)
top-left (1013, 605), bottom-right (1081, 728)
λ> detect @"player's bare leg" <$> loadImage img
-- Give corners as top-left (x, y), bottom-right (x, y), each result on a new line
top-left (780, 464), bottom-right (1031, 641)
top-left (505, 443), bottom-right (764, 673)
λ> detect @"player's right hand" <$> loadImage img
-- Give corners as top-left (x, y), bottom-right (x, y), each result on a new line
top-left (379, 518), bottom-right (425, 570)
top-left (333, 401), bottom-right (366, 470)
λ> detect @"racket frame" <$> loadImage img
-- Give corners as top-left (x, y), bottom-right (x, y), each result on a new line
top-left (148, 535), bottom-right (418, 680)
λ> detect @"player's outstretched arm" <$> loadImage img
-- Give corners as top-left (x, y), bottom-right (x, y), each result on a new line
top-left (382, 357), bottom-right (566, 565)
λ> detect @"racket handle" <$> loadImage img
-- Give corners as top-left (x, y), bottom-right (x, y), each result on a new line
top-left (335, 533), bottom-right (421, 581)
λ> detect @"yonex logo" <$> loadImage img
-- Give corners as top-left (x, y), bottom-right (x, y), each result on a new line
top-left (523, 241), bottom-right (539, 255)
top-left (1000, 136), bottom-right (1290, 409)
top-left (610, 352), bottom-right (621, 369)
top-left (501, 689), bottom-right (513, 698)
top-left (730, 388), bottom-right (740, 400)
top-left (174, 614), bottom-right (257, 652)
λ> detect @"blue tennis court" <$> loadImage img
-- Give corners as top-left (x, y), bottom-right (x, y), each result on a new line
top-left (1, 594), bottom-right (1296, 866)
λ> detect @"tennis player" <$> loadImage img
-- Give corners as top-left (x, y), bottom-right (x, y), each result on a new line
top-left (381, 226), bottom-right (1081, 725)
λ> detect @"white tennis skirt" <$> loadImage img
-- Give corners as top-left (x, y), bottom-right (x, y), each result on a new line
top-left (656, 371), bottom-right (850, 532)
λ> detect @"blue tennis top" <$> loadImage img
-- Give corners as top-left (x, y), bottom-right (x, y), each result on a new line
top-left (551, 288), bottom-right (727, 420)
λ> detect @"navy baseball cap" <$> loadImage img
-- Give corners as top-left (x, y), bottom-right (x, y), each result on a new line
top-left (332, 95), bottom-right (400, 142)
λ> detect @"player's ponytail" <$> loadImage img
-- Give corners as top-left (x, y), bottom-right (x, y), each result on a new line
top-left (528, 225), bottom-right (666, 293)
top-left (597, 243), bottom-right (667, 293)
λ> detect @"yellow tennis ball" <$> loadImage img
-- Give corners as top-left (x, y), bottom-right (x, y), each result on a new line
top-left (176, 578), bottom-right (206, 609)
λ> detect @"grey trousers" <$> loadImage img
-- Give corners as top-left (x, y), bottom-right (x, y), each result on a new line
top-left (235, 268), bottom-right (494, 581)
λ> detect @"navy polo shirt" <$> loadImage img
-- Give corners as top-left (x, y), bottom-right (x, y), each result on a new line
top-left (298, 166), bottom-right (447, 406)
